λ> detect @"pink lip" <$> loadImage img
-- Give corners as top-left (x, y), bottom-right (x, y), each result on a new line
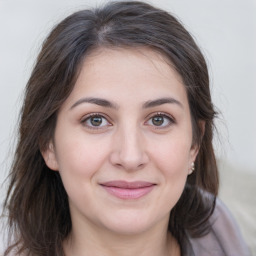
top-left (100, 181), bottom-right (155, 199)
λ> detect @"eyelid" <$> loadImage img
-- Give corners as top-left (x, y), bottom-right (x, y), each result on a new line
top-left (81, 112), bottom-right (113, 129)
top-left (145, 112), bottom-right (176, 128)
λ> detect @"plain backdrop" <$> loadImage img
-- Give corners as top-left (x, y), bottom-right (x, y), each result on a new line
top-left (0, 0), bottom-right (256, 252)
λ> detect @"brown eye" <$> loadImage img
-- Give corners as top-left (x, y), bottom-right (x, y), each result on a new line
top-left (90, 116), bottom-right (103, 126)
top-left (82, 114), bottom-right (111, 129)
top-left (146, 113), bottom-right (175, 128)
top-left (152, 116), bottom-right (165, 126)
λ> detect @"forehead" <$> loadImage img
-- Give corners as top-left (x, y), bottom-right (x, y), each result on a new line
top-left (62, 47), bottom-right (189, 109)
top-left (83, 47), bottom-right (183, 83)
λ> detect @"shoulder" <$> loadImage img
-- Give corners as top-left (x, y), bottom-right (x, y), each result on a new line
top-left (188, 197), bottom-right (251, 256)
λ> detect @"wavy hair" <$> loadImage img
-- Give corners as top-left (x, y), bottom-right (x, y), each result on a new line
top-left (3, 1), bottom-right (218, 255)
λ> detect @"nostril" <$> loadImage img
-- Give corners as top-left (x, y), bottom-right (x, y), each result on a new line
top-left (109, 149), bottom-right (149, 171)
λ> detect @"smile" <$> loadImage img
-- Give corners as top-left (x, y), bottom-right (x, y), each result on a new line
top-left (100, 180), bottom-right (156, 200)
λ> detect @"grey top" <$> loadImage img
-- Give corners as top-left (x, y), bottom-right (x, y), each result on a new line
top-left (186, 199), bottom-right (251, 256)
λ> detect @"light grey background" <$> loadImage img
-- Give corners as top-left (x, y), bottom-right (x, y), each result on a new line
top-left (0, 0), bottom-right (256, 253)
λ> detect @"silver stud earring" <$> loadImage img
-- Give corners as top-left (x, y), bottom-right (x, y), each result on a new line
top-left (188, 162), bottom-right (195, 175)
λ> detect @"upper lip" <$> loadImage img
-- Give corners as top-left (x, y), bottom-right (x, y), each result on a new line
top-left (100, 180), bottom-right (155, 189)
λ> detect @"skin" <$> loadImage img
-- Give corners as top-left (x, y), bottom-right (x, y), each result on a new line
top-left (43, 47), bottom-right (199, 256)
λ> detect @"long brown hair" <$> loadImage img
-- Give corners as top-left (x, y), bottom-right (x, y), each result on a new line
top-left (3, 1), bottom-right (218, 255)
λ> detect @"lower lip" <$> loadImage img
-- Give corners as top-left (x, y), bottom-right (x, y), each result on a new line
top-left (101, 185), bottom-right (155, 200)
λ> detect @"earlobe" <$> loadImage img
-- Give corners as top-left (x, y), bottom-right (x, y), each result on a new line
top-left (188, 145), bottom-right (199, 175)
top-left (188, 162), bottom-right (195, 175)
top-left (41, 142), bottom-right (59, 171)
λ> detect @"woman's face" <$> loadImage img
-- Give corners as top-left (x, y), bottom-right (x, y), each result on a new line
top-left (43, 48), bottom-right (198, 235)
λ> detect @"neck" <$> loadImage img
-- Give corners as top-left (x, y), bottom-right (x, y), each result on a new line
top-left (64, 217), bottom-right (180, 256)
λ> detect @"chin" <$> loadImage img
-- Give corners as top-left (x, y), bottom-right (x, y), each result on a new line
top-left (99, 210), bottom-right (167, 236)
top-left (106, 222), bottom-right (152, 236)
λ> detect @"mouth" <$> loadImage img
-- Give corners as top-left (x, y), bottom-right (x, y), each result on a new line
top-left (100, 180), bottom-right (156, 200)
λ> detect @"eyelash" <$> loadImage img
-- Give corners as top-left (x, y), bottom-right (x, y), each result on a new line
top-left (145, 112), bottom-right (175, 129)
top-left (80, 112), bottom-right (175, 130)
top-left (81, 113), bottom-right (112, 130)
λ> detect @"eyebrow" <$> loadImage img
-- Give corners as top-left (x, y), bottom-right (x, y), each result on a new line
top-left (142, 97), bottom-right (183, 109)
top-left (70, 97), bottom-right (118, 110)
top-left (70, 96), bottom-right (183, 110)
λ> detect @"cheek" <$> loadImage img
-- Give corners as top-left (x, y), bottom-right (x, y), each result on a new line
top-left (54, 134), bottom-right (109, 180)
top-left (54, 136), bottom-right (109, 208)
top-left (151, 136), bottom-right (192, 175)
top-left (150, 139), bottom-right (190, 211)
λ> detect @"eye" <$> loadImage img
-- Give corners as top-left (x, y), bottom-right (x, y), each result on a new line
top-left (146, 113), bottom-right (175, 128)
top-left (81, 114), bottom-right (111, 129)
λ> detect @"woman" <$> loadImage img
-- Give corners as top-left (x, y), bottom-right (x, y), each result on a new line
top-left (3, 1), bottom-right (250, 256)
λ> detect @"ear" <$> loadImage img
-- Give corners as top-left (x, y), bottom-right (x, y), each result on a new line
top-left (189, 120), bottom-right (205, 162)
top-left (41, 141), bottom-right (59, 171)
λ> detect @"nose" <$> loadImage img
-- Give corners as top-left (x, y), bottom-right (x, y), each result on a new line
top-left (109, 125), bottom-right (149, 171)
